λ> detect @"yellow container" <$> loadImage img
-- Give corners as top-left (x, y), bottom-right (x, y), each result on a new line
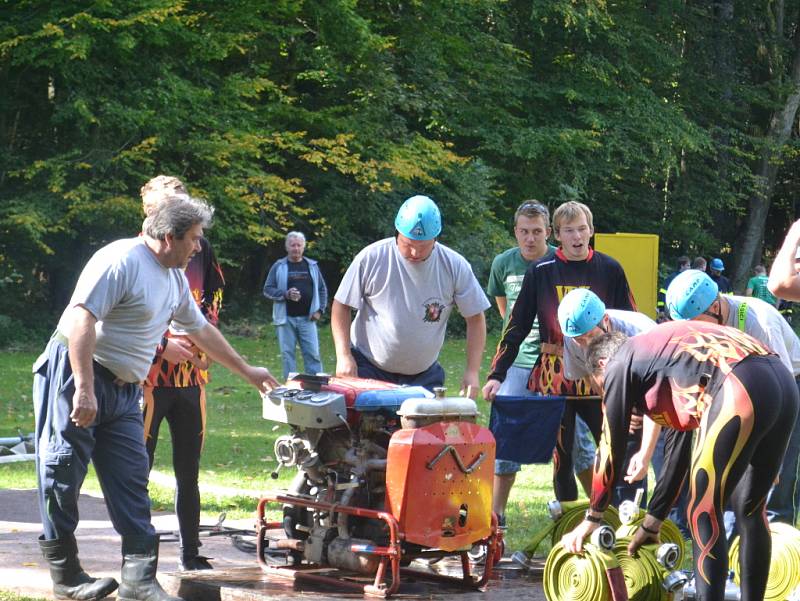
top-left (594, 233), bottom-right (659, 320)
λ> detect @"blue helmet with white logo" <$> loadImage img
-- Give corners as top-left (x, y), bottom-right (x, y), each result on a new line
top-left (665, 269), bottom-right (719, 320)
top-left (558, 288), bottom-right (606, 337)
top-left (395, 195), bottom-right (442, 241)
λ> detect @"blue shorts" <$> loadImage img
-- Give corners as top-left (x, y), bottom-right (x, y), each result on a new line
top-left (572, 416), bottom-right (597, 473)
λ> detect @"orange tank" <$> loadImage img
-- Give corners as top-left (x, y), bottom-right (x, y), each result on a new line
top-left (385, 421), bottom-right (495, 552)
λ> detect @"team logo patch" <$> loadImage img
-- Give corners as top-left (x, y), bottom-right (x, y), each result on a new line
top-left (423, 299), bottom-right (446, 322)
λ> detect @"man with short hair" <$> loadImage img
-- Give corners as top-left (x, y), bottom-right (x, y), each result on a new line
top-left (656, 256), bottom-right (690, 320)
top-left (332, 195), bottom-right (489, 394)
top-left (664, 269), bottom-right (800, 525)
top-left (709, 257), bottom-right (732, 293)
top-left (483, 200), bottom-right (637, 502)
top-left (139, 175), bottom-right (226, 572)
top-left (562, 323), bottom-right (798, 601)
top-left (486, 200), bottom-right (555, 525)
top-left (691, 256), bottom-right (707, 272)
top-left (558, 288), bottom-right (655, 506)
top-left (745, 265), bottom-right (777, 306)
top-left (263, 231), bottom-right (328, 379)
top-left (33, 195), bottom-right (278, 601)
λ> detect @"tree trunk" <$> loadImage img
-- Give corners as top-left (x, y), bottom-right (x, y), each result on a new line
top-left (732, 24), bottom-right (800, 291)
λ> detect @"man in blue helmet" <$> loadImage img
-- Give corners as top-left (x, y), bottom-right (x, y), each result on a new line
top-left (664, 269), bottom-right (800, 526)
top-left (331, 195), bottom-right (489, 395)
top-left (558, 288), bottom-right (656, 507)
top-left (708, 257), bottom-right (732, 294)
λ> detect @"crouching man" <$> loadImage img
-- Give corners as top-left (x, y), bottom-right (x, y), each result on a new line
top-left (33, 195), bottom-right (278, 601)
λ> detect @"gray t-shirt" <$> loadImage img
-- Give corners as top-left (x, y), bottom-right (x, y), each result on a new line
top-left (724, 295), bottom-right (800, 376)
top-left (564, 309), bottom-right (657, 380)
top-left (57, 237), bottom-right (207, 383)
top-left (335, 238), bottom-right (490, 375)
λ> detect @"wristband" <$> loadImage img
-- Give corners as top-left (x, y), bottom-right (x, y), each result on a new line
top-left (584, 511), bottom-right (603, 523)
top-left (640, 523), bottom-right (659, 535)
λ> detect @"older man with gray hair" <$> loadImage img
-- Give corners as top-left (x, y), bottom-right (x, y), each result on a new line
top-left (263, 231), bottom-right (328, 379)
top-left (33, 195), bottom-right (278, 601)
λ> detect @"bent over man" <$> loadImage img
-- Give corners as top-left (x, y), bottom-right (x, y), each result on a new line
top-left (33, 195), bottom-right (278, 601)
top-left (562, 322), bottom-right (798, 601)
top-left (332, 194), bottom-right (489, 394)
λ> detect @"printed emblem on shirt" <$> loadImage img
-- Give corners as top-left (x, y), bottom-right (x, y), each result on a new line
top-left (423, 299), bottom-right (446, 323)
top-left (555, 285), bottom-right (590, 302)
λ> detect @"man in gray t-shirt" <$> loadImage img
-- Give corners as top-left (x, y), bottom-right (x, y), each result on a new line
top-left (332, 195), bottom-right (489, 396)
top-left (33, 195), bottom-right (278, 601)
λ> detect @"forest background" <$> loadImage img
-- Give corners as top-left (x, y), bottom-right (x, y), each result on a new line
top-left (3, 0), bottom-right (800, 344)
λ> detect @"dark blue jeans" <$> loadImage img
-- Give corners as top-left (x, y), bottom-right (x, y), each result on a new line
top-left (351, 346), bottom-right (445, 392)
top-left (33, 338), bottom-right (154, 540)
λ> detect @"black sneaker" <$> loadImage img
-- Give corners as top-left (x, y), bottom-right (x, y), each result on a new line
top-left (179, 555), bottom-right (214, 570)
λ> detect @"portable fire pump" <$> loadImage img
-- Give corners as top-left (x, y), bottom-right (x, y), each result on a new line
top-left (255, 375), bottom-right (502, 597)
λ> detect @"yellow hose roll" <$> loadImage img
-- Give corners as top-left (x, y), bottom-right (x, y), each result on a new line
top-left (612, 539), bottom-right (675, 601)
top-left (544, 542), bottom-right (620, 601)
top-left (549, 502), bottom-right (622, 547)
top-left (522, 500), bottom-right (622, 558)
top-left (615, 519), bottom-right (686, 569)
top-left (729, 521), bottom-right (800, 601)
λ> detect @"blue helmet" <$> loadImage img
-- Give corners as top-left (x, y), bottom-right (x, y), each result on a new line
top-left (558, 288), bottom-right (606, 337)
top-left (395, 195), bottom-right (442, 240)
top-left (666, 269), bottom-right (719, 320)
top-left (710, 257), bottom-right (725, 271)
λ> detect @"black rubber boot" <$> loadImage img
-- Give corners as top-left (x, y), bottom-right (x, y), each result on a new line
top-left (118, 534), bottom-right (184, 601)
top-left (38, 534), bottom-right (119, 600)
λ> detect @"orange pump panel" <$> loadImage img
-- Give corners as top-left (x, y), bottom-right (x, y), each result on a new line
top-left (386, 421), bottom-right (495, 552)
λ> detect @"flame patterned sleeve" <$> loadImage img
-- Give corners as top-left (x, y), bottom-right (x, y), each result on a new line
top-left (487, 265), bottom-right (538, 382)
top-left (589, 359), bottom-right (635, 513)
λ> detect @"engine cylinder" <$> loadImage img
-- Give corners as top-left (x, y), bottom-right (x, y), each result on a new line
top-left (326, 537), bottom-right (381, 574)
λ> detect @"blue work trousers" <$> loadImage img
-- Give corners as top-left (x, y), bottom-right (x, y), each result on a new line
top-left (351, 346), bottom-right (445, 392)
top-left (276, 316), bottom-right (323, 380)
top-left (33, 339), bottom-right (154, 540)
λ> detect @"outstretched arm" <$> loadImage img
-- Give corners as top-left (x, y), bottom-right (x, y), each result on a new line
top-left (190, 324), bottom-right (278, 391)
top-left (769, 219), bottom-right (800, 300)
top-left (462, 312), bottom-right (486, 399)
top-left (331, 300), bottom-right (357, 377)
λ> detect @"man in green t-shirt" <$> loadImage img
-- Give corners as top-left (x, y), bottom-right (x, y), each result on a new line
top-left (486, 200), bottom-right (555, 525)
top-left (746, 264), bottom-right (777, 306)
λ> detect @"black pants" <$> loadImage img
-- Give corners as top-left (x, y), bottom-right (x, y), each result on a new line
top-left (142, 385), bottom-right (205, 556)
top-left (553, 399), bottom-right (646, 507)
top-left (689, 354), bottom-right (798, 601)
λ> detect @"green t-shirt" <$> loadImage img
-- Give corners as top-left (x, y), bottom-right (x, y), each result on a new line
top-left (487, 245), bottom-right (556, 369)
top-left (746, 274), bottom-right (777, 306)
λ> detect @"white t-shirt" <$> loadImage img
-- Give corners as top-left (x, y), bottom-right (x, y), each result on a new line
top-left (724, 295), bottom-right (800, 376)
top-left (57, 237), bottom-right (207, 383)
top-left (335, 238), bottom-right (490, 375)
top-left (564, 309), bottom-right (657, 380)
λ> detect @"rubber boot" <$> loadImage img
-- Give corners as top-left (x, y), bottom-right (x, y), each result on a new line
top-left (117, 534), bottom-right (184, 601)
top-left (38, 534), bottom-right (119, 600)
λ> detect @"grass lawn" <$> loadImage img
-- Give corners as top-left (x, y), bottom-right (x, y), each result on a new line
top-left (0, 321), bottom-right (576, 580)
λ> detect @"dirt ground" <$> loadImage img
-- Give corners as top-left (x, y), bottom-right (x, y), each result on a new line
top-left (0, 488), bottom-right (547, 600)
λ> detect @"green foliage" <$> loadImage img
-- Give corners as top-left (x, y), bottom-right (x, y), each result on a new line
top-left (3, 1), bottom-right (800, 315)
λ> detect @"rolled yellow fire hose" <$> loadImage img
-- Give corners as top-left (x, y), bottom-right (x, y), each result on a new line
top-left (614, 498), bottom-right (686, 569)
top-left (611, 539), bottom-right (687, 601)
top-left (729, 521), bottom-right (800, 601)
top-left (522, 500), bottom-right (622, 558)
top-left (544, 526), bottom-right (627, 601)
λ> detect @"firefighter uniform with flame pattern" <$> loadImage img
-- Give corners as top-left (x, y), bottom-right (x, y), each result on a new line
top-left (142, 237), bottom-right (224, 569)
top-left (488, 247), bottom-right (636, 500)
top-left (591, 321), bottom-right (798, 601)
